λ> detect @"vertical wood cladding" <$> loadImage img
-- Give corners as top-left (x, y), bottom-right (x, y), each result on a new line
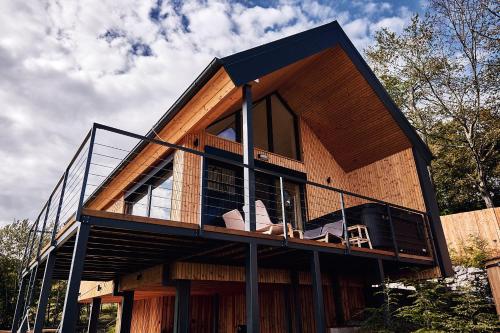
top-left (300, 119), bottom-right (426, 216)
top-left (128, 278), bottom-right (365, 333)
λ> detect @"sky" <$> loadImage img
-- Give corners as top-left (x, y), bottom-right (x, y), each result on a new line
top-left (0, 0), bottom-right (424, 226)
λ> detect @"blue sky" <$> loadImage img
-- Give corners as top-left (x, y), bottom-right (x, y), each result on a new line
top-left (0, 0), bottom-right (424, 225)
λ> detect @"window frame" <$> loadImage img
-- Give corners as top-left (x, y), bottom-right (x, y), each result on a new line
top-left (124, 154), bottom-right (174, 218)
top-left (205, 92), bottom-right (302, 161)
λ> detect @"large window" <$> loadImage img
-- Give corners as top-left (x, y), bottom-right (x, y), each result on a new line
top-left (126, 162), bottom-right (174, 220)
top-left (206, 93), bottom-right (300, 160)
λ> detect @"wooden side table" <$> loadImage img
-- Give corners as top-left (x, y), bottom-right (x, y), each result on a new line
top-left (347, 224), bottom-right (373, 249)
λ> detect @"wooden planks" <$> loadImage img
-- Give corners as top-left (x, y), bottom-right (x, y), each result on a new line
top-left (279, 45), bottom-right (412, 171)
top-left (486, 258), bottom-right (500, 315)
top-left (87, 68), bottom-right (238, 212)
top-left (441, 208), bottom-right (500, 258)
top-left (300, 119), bottom-right (426, 218)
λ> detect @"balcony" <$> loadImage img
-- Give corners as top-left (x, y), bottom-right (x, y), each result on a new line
top-left (20, 123), bottom-right (435, 282)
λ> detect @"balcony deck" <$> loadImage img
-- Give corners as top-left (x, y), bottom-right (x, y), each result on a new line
top-left (28, 208), bottom-right (433, 283)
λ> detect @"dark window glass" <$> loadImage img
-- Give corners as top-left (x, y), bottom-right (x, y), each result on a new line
top-left (252, 99), bottom-right (269, 151)
top-left (206, 113), bottom-right (239, 141)
top-left (150, 170), bottom-right (173, 219)
top-left (126, 162), bottom-right (174, 219)
top-left (204, 163), bottom-right (243, 226)
top-left (271, 95), bottom-right (298, 160)
top-left (205, 93), bottom-right (300, 160)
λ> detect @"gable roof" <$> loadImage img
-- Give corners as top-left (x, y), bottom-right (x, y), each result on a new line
top-left (146, 20), bottom-right (432, 163)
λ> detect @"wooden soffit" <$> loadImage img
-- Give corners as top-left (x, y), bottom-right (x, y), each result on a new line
top-left (276, 46), bottom-right (412, 171)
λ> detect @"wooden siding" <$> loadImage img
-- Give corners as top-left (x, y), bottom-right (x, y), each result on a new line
top-left (486, 258), bottom-right (500, 315)
top-left (128, 282), bottom-right (352, 333)
top-left (441, 208), bottom-right (500, 258)
top-left (87, 68), bottom-right (238, 211)
top-left (279, 45), bottom-right (412, 171)
top-left (300, 119), bottom-right (426, 218)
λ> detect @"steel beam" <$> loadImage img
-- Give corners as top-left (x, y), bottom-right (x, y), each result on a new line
top-left (60, 223), bottom-right (90, 332)
top-left (241, 84), bottom-right (256, 231)
top-left (174, 280), bottom-right (190, 333)
top-left (245, 242), bottom-right (259, 333)
top-left (87, 297), bottom-right (101, 333)
top-left (33, 252), bottom-right (56, 333)
top-left (331, 272), bottom-right (345, 326)
top-left (119, 291), bottom-right (134, 333)
top-left (310, 251), bottom-right (325, 333)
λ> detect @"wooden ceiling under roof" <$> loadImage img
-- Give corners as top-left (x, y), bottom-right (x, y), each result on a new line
top-left (277, 45), bottom-right (412, 171)
top-left (203, 45), bottom-right (413, 172)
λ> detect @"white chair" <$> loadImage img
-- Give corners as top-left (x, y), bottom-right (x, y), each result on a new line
top-left (222, 209), bottom-right (245, 230)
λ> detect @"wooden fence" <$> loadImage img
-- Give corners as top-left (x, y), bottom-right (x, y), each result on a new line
top-left (441, 207), bottom-right (500, 258)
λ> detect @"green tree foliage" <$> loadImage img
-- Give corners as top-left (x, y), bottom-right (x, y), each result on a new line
top-left (449, 235), bottom-right (492, 268)
top-left (363, 278), bottom-right (499, 332)
top-left (0, 219), bottom-right (30, 328)
top-left (366, 0), bottom-right (500, 214)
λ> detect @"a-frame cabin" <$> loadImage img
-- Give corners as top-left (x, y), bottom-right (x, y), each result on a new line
top-left (13, 21), bottom-right (452, 333)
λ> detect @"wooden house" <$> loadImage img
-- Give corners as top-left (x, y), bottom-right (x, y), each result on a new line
top-left (13, 21), bottom-right (452, 333)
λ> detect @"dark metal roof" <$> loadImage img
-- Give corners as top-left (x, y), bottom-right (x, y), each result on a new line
top-left (143, 20), bottom-right (432, 162)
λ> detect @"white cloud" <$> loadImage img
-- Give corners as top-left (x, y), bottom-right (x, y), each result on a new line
top-left (0, 0), bottom-right (415, 225)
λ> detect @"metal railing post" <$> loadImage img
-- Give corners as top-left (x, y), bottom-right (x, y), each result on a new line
top-left (386, 205), bottom-right (399, 261)
top-left (339, 192), bottom-right (350, 254)
top-left (76, 125), bottom-right (97, 222)
top-left (36, 197), bottom-right (52, 259)
top-left (52, 170), bottom-right (69, 243)
top-left (279, 176), bottom-right (288, 243)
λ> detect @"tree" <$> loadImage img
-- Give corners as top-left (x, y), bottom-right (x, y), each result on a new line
top-left (0, 219), bottom-right (30, 328)
top-left (366, 0), bottom-right (500, 213)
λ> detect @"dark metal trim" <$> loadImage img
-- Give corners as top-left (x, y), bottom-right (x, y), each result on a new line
top-left (33, 252), bottom-right (56, 333)
top-left (412, 148), bottom-right (453, 276)
top-left (245, 242), bottom-right (259, 333)
top-left (87, 297), bottom-right (102, 333)
top-left (119, 291), bottom-right (134, 333)
top-left (173, 280), bottom-right (190, 333)
top-left (76, 126), bottom-right (97, 222)
top-left (310, 251), bottom-right (325, 333)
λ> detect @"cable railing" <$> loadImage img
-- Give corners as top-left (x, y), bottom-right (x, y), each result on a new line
top-left (20, 123), bottom-right (434, 275)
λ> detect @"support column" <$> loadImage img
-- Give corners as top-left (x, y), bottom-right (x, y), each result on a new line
top-left (60, 223), bottom-right (90, 332)
top-left (331, 273), bottom-right (345, 327)
top-left (241, 84), bottom-right (256, 231)
top-left (11, 275), bottom-right (28, 332)
top-left (174, 280), bottom-right (190, 333)
top-left (290, 271), bottom-right (302, 333)
top-left (246, 242), bottom-right (259, 333)
top-left (33, 252), bottom-right (56, 333)
top-left (87, 297), bottom-right (102, 333)
top-left (212, 294), bottom-right (219, 333)
top-left (412, 148), bottom-right (453, 276)
top-left (310, 251), bottom-right (325, 333)
top-left (119, 291), bottom-right (134, 333)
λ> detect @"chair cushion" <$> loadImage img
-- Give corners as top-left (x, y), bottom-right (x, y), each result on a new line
top-left (304, 227), bottom-right (323, 239)
top-left (222, 209), bottom-right (245, 230)
top-left (242, 200), bottom-right (274, 231)
top-left (322, 220), bottom-right (344, 238)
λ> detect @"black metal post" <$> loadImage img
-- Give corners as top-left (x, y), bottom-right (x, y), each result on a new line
top-left (60, 223), bottom-right (90, 332)
top-left (245, 242), bottom-right (259, 333)
top-left (199, 156), bottom-right (208, 232)
top-left (386, 206), bottom-right (399, 261)
top-left (36, 197), bottom-right (52, 258)
top-left (212, 293), bottom-right (219, 333)
top-left (412, 148), bottom-right (453, 276)
top-left (290, 271), bottom-right (302, 333)
top-left (52, 171), bottom-right (69, 242)
top-left (331, 273), bottom-right (345, 326)
top-left (339, 192), bottom-right (350, 254)
top-left (242, 84), bottom-right (256, 231)
top-left (76, 125), bottom-right (97, 222)
top-left (33, 252), bottom-right (56, 333)
top-left (11, 275), bottom-right (28, 332)
top-left (174, 280), bottom-right (190, 333)
top-left (87, 297), bottom-right (101, 333)
top-left (119, 291), bottom-right (134, 333)
top-left (310, 251), bottom-right (325, 333)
